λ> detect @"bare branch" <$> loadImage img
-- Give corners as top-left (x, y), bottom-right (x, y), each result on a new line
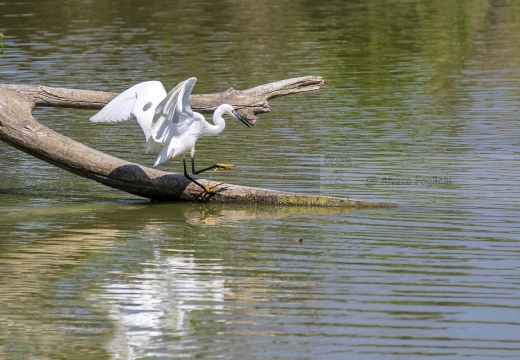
top-left (0, 78), bottom-right (393, 207)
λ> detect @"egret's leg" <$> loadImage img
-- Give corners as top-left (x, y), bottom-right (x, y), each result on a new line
top-left (189, 146), bottom-right (234, 175)
top-left (182, 155), bottom-right (207, 191)
top-left (191, 156), bottom-right (225, 192)
top-left (183, 154), bottom-right (223, 197)
top-left (191, 157), bottom-right (234, 174)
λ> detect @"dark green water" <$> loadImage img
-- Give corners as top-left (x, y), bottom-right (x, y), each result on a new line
top-left (1, 1), bottom-right (520, 359)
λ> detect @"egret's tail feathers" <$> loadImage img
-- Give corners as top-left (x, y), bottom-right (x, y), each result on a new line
top-left (153, 147), bottom-right (170, 167)
top-left (145, 138), bottom-right (162, 154)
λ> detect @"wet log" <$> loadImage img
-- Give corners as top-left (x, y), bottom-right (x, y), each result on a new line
top-left (0, 77), bottom-right (393, 207)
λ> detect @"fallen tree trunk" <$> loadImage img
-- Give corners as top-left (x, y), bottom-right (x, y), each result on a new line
top-left (0, 77), bottom-right (394, 207)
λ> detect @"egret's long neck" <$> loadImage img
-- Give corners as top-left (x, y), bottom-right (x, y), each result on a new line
top-left (204, 105), bottom-right (227, 136)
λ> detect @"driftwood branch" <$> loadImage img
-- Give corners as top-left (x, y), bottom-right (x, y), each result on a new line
top-left (1, 76), bottom-right (324, 123)
top-left (0, 77), bottom-right (393, 207)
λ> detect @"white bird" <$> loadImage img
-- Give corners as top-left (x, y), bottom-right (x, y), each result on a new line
top-left (90, 77), bottom-right (252, 192)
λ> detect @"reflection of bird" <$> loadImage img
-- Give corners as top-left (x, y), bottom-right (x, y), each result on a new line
top-left (91, 77), bottom-right (252, 192)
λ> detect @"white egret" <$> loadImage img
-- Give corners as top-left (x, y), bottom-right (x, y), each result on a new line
top-left (90, 77), bottom-right (252, 192)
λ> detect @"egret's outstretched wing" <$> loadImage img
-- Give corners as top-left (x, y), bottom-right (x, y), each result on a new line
top-left (90, 81), bottom-right (167, 142)
top-left (151, 77), bottom-right (197, 145)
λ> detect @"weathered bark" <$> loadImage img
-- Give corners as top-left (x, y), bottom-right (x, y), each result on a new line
top-left (0, 76), bottom-right (325, 123)
top-left (0, 78), bottom-right (394, 207)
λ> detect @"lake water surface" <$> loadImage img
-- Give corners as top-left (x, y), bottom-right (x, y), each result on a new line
top-left (1, 1), bottom-right (520, 359)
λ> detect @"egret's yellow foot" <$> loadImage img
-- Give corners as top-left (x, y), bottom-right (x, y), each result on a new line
top-left (198, 180), bottom-right (224, 198)
top-left (213, 163), bottom-right (235, 172)
top-left (206, 179), bottom-right (223, 191)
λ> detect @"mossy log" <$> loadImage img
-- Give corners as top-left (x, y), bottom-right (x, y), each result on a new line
top-left (0, 77), bottom-right (393, 207)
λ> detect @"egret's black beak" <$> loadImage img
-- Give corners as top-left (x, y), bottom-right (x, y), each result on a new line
top-left (232, 110), bottom-right (252, 127)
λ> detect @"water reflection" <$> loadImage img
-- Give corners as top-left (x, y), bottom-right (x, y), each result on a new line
top-left (0, 226), bottom-right (118, 359)
top-left (0, 201), bottom-right (350, 358)
top-left (98, 250), bottom-right (228, 358)
top-left (2, 198), bottom-right (520, 358)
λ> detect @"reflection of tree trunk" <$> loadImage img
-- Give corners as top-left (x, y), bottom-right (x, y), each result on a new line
top-left (0, 77), bottom-right (391, 207)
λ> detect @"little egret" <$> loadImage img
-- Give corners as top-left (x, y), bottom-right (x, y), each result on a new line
top-left (90, 77), bottom-right (252, 192)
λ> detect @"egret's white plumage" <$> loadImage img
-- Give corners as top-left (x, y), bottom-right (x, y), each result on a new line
top-left (90, 77), bottom-right (251, 190)
top-left (90, 80), bottom-right (168, 152)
